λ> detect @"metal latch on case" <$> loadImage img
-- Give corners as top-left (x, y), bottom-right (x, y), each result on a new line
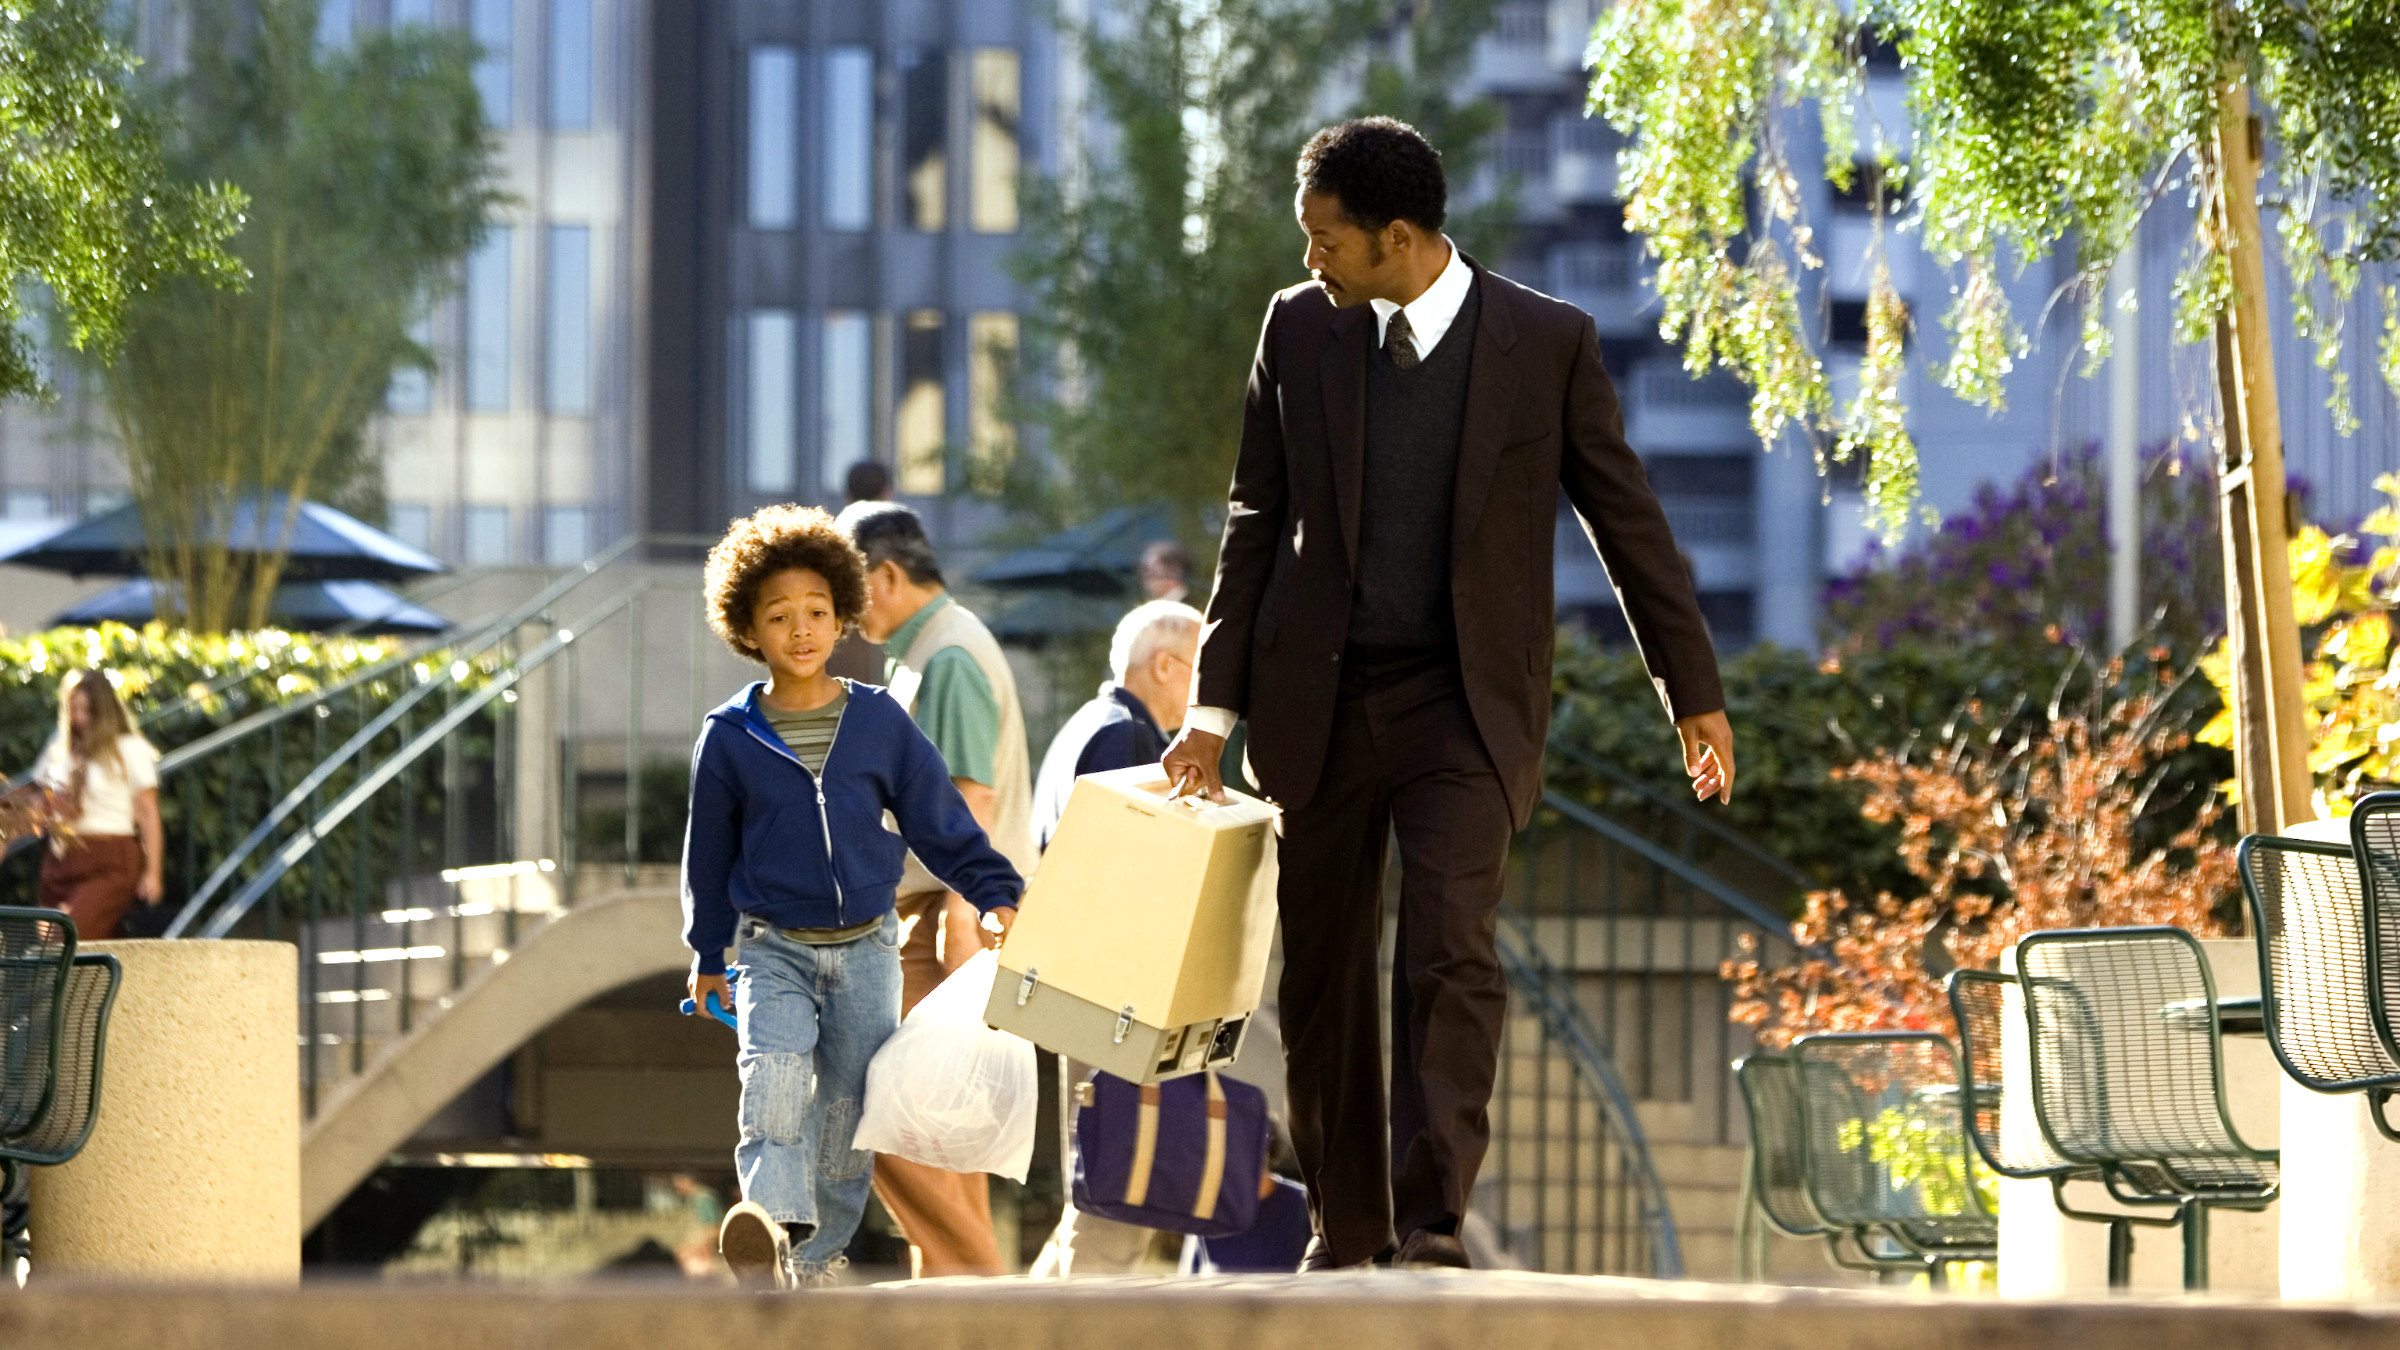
top-left (1016, 968), bottom-right (1040, 1006)
top-left (1113, 1005), bottom-right (1135, 1044)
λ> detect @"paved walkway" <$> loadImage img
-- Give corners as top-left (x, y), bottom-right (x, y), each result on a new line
top-left (4, 1271), bottom-right (2397, 1350)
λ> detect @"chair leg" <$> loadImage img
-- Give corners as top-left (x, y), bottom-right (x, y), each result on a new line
top-left (2107, 1219), bottom-right (2134, 1289)
top-left (1927, 1259), bottom-right (1948, 1291)
top-left (2180, 1203), bottom-right (2210, 1292)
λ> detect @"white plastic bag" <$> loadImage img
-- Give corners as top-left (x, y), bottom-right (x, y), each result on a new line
top-left (854, 947), bottom-right (1037, 1181)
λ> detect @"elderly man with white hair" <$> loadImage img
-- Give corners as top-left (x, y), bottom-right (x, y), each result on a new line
top-left (1030, 599), bottom-right (1203, 849)
top-left (1025, 598), bottom-right (1202, 1277)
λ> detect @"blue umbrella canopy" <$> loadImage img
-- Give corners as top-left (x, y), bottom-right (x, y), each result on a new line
top-left (51, 578), bottom-right (452, 635)
top-left (0, 493), bottom-right (445, 582)
top-left (972, 505), bottom-right (1176, 596)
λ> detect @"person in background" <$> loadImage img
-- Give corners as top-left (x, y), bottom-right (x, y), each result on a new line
top-left (1032, 599), bottom-right (1201, 849)
top-left (681, 504), bottom-right (1023, 1289)
top-left (1138, 541), bottom-right (1193, 604)
top-left (825, 461), bottom-right (895, 685)
top-left (1026, 600), bottom-right (1202, 1277)
top-left (835, 500), bottom-right (1039, 1278)
top-left (32, 669), bottom-right (163, 939)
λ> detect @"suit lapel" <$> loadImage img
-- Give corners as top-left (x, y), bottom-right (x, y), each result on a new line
top-left (1318, 305), bottom-right (1369, 571)
top-left (1451, 261), bottom-right (1521, 552)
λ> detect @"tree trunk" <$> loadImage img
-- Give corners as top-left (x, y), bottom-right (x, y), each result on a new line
top-left (2211, 76), bottom-right (2312, 834)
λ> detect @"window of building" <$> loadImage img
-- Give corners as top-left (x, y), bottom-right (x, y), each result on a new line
top-left (1645, 454), bottom-right (1755, 547)
top-left (463, 505), bottom-right (511, 565)
top-left (545, 225), bottom-right (591, 414)
top-left (471, 0), bottom-right (512, 128)
top-left (967, 311), bottom-right (1016, 484)
top-left (747, 46), bottom-right (799, 230)
top-left (747, 310), bottom-right (798, 495)
top-left (823, 47), bottom-right (873, 231)
top-left (896, 310), bottom-right (946, 494)
top-left (465, 227), bottom-right (512, 411)
top-left (970, 49), bottom-right (1019, 234)
top-left (387, 311), bottom-right (434, 413)
top-left (900, 50), bottom-right (947, 233)
top-left (4, 490), bottom-right (50, 521)
top-left (820, 311), bottom-right (872, 497)
top-left (391, 0), bottom-right (437, 27)
top-left (543, 506), bottom-right (591, 565)
top-left (316, 0), bottom-right (353, 49)
top-left (388, 504), bottom-right (433, 552)
top-left (547, 0), bottom-right (592, 129)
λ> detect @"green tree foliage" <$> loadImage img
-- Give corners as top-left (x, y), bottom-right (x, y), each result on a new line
top-left (107, 0), bottom-right (506, 632)
top-left (1008, 0), bottom-right (1510, 558)
top-left (1585, 0), bottom-right (2400, 536)
top-left (0, 0), bottom-right (243, 399)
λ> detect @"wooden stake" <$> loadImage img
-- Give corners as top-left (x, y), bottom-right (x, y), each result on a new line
top-left (2211, 75), bottom-right (2313, 833)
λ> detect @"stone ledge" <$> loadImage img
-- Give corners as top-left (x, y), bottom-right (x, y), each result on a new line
top-left (4, 1274), bottom-right (2400, 1350)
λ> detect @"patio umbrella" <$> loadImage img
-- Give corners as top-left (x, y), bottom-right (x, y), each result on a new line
top-left (972, 505), bottom-right (1175, 596)
top-left (0, 492), bottom-right (445, 582)
top-left (50, 578), bottom-right (452, 636)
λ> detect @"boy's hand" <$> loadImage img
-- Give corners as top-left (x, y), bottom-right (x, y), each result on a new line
top-left (689, 971), bottom-right (731, 1019)
top-left (979, 906), bottom-right (1017, 950)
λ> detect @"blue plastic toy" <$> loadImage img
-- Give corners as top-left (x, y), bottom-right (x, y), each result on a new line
top-left (679, 970), bottom-right (740, 1028)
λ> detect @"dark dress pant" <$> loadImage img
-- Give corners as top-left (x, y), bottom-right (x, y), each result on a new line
top-left (1274, 658), bottom-right (1515, 1265)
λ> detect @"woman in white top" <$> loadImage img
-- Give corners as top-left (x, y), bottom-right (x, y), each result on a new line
top-left (32, 669), bottom-right (163, 939)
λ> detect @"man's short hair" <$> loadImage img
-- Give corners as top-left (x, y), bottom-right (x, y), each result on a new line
top-left (1138, 540), bottom-right (1190, 584)
top-left (1110, 599), bottom-right (1202, 683)
top-left (1296, 117), bottom-right (1446, 235)
top-left (703, 504), bottom-right (870, 661)
top-left (835, 500), bottom-right (945, 588)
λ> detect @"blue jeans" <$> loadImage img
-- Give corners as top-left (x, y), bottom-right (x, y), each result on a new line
top-left (730, 909), bottom-right (903, 1274)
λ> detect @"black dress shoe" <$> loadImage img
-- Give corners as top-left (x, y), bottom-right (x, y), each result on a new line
top-left (1394, 1229), bottom-right (1470, 1270)
top-left (1298, 1236), bottom-right (1394, 1272)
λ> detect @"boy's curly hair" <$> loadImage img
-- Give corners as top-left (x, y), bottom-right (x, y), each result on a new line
top-left (704, 505), bottom-right (869, 661)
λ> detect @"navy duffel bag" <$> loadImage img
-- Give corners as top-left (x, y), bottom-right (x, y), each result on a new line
top-left (1071, 1068), bottom-right (1269, 1238)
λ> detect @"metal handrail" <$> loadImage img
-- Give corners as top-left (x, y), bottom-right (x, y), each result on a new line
top-left (1545, 739), bottom-right (1816, 894)
top-left (1537, 790), bottom-right (1798, 939)
top-left (158, 547), bottom-right (669, 935)
top-left (1493, 899), bottom-right (1685, 1275)
top-left (189, 583), bottom-right (647, 940)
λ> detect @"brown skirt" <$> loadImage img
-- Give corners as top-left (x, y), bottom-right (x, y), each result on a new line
top-left (38, 835), bottom-right (144, 941)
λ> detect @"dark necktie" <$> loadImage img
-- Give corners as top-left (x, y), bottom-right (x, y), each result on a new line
top-left (1385, 309), bottom-right (1420, 371)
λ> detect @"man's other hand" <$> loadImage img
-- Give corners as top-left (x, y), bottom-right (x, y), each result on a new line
top-left (1163, 726), bottom-right (1229, 802)
top-left (1677, 710), bottom-right (1736, 805)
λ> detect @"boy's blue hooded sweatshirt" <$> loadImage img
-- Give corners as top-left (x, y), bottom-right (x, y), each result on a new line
top-left (680, 680), bottom-right (1024, 975)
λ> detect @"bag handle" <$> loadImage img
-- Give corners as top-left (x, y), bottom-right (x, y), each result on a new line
top-left (1193, 1070), bottom-right (1229, 1222)
top-left (1123, 1081), bottom-right (1162, 1208)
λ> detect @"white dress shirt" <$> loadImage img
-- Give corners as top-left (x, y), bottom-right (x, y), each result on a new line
top-left (1182, 240), bottom-right (1469, 743)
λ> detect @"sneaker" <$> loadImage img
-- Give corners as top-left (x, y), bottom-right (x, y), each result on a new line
top-left (719, 1201), bottom-right (792, 1289)
top-left (789, 1252), bottom-right (850, 1290)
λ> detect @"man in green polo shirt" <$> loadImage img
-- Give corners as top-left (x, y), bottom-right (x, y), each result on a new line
top-left (836, 501), bottom-right (1037, 1278)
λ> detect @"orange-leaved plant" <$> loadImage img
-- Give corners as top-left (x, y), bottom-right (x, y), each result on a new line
top-left (1725, 652), bottom-right (2237, 1046)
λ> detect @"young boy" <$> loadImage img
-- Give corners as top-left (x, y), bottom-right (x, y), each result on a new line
top-left (683, 504), bottom-right (1024, 1289)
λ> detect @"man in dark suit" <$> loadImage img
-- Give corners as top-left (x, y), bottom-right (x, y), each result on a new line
top-left (1162, 118), bottom-right (1735, 1272)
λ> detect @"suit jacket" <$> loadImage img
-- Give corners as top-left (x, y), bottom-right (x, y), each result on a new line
top-left (1194, 257), bottom-right (1725, 828)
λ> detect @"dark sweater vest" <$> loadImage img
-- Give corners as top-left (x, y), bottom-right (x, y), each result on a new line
top-left (1347, 283), bottom-right (1480, 655)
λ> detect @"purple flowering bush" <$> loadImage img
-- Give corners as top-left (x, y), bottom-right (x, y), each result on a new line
top-left (1820, 444), bottom-right (2225, 655)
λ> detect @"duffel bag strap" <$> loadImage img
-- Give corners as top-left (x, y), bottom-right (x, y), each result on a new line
top-left (1193, 1070), bottom-right (1229, 1222)
top-left (1123, 1082), bottom-right (1163, 1207)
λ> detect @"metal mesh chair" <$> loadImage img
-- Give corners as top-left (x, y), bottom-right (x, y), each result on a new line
top-left (2344, 795), bottom-right (2400, 1082)
top-left (1790, 1032), bottom-right (1997, 1276)
top-left (1734, 1052), bottom-right (1922, 1275)
top-left (0, 951), bottom-right (119, 1273)
top-left (2016, 926), bottom-right (2278, 1289)
top-left (2239, 830), bottom-right (2400, 1137)
top-left (0, 909), bottom-right (73, 1141)
top-left (1948, 967), bottom-right (2176, 1286)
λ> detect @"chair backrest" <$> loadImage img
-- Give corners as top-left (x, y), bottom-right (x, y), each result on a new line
top-left (2345, 795), bottom-right (2400, 1066)
top-left (1947, 968), bottom-right (2079, 1178)
top-left (1733, 1053), bottom-right (1829, 1238)
top-left (0, 908), bottom-right (73, 1140)
top-left (2239, 831), bottom-right (2400, 1092)
top-left (1, 954), bottom-right (120, 1165)
top-left (1790, 1032), bottom-right (1990, 1230)
top-left (2017, 926), bottom-right (2276, 1197)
